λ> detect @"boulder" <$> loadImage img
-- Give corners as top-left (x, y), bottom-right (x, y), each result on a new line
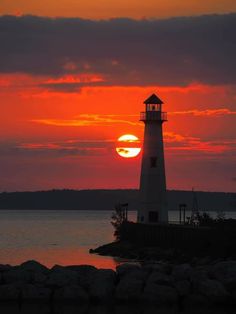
top-left (172, 264), bottom-right (193, 281)
top-left (0, 284), bottom-right (20, 300)
top-left (53, 285), bottom-right (88, 302)
top-left (64, 265), bottom-right (97, 273)
top-left (116, 264), bottom-right (141, 278)
top-left (3, 269), bottom-right (31, 284)
top-left (0, 264), bottom-right (12, 272)
top-left (147, 272), bottom-right (173, 286)
top-left (89, 269), bottom-right (116, 301)
top-left (46, 269), bottom-right (78, 287)
top-left (31, 272), bottom-right (48, 285)
top-left (20, 284), bottom-right (51, 301)
top-left (174, 280), bottom-right (191, 297)
top-left (20, 260), bottom-right (49, 273)
top-left (190, 269), bottom-right (208, 284)
top-left (209, 261), bottom-right (236, 290)
top-left (0, 304), bottom-right (20, 314)
top-left (183, 293), bottom-right (209, 307)
top-left (68, 265), bottom-right (97, 289)
top-left (231, 289), bottom-right (236, 303)
top-left (143, 263), bottom-right (171, 275)
top-left (115, 276), bottom-right (144, 302)
top-left (195, 279), bottom-right (229, 302)
top-left (142, 283), bottom-right (178, 304)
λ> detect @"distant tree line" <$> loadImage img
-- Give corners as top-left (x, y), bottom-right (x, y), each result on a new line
top-left (0, 189), bottom-right (235, 211)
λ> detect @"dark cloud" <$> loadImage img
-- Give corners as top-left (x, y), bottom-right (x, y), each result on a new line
top-left (40, 81), bottom-right (106, 92)
top-left (0, 139), bottom-right (115, 158)
top-left (0, 14), bottom-right (235, 86)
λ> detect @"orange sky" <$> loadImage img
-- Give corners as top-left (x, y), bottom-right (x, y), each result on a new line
top-left (0, 9), bottom-right (235, 192)
top-left (1, 0), bottom-right (236, 19)
top-left (1, 73), bottom-right (235, 192)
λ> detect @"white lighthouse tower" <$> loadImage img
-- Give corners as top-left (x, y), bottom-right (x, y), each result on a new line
top-left (138, 93), bottom-right (168, 224)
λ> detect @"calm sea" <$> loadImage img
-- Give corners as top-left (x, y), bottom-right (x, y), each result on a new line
top-left (0, 210), bottom-right (235, 269)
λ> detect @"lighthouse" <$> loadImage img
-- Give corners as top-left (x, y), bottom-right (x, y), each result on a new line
top-left (138, 93), bottom-right (168, 224)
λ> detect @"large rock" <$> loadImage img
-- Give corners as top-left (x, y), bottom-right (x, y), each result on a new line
top-left (0, 264), bottom-right (12, 272)
top-left (115, 275), bottom-right (144, 302)
top-left (231, 289), bottom-right (236, 304)
top-left (172, 264), bottom-right (193, 281)
top-left (190, 269), bottom-right (208, 284)
top-left (148, 272), bottom-right (174, 286)
top-left (143, 263), bottom-right (171, 275)
top-left (46, 269), bottom-right (78, 287)
top-left (195, 279), bottom-right (229, 302)
top-left (142, 283), bottom-right (178, 304)
top-left (20, 284), bottom-right (51, 301)
top-left (209, 261), bottom-right (236, 290)
top-left (116, 264), bottom-right (141, 278)
top-left (174, 280), bottom-right (191, 297)
top-left (3, 269), bottom-right (31, 284)
top-left (183, 293), bottom-right (209, 307)
top-left (64, 265), bottom-right (97, 273)
top-left (66, 265), bottom-right (97, 290)
top-left (31, 272), bottom-right (48, 285)
top-left (20, 260), bottom-right (49, 273)
top-left (54, 285), bottom-right (88, 302)
top-left (89, 269), bottom-right (116, 301)
top-left (0, 284), bottom-right (20, 300)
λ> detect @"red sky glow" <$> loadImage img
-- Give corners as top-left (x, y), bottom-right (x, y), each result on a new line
top-left (0, 7), bottom-right (235, 192)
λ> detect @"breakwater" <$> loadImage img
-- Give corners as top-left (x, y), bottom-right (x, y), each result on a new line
top-left (0, 260), bottom-right (236, 308)
top-left (119, 222), bottom-right (236, 258)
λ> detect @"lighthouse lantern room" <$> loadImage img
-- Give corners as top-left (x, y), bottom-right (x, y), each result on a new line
top-left (138, 93), bottom-right (168, 224)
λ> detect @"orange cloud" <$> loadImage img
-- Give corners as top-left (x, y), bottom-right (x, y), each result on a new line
top-left (31, 114), bottom-right (141, 127)
top-left (170, 109), bottom-right (236, 117)
top-left (164, 131), bottom-right (236, 154)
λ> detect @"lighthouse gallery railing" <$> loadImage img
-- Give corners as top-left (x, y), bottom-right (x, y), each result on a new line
top-left (140, 111), bottom-right (167, 122)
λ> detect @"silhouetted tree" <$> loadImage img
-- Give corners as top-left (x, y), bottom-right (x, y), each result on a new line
top-left (216, 210), bottom-right (226, 222)
top-left (111, 204), bottom-right (126, 240)
top-left (196, 212), bottom-right (214, 226)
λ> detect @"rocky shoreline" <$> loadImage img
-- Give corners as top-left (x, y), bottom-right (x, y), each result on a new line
top-left (0, 259), bottom-right (236, 308)
top-left (89, 240), bottom-right (213, 263)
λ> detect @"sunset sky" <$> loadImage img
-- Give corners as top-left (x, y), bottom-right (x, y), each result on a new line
top-left (0, 2), bottom-right (236, 192)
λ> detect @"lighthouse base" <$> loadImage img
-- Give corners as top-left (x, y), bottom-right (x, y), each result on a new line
top-left (138, 202), bottom-right (168, 224)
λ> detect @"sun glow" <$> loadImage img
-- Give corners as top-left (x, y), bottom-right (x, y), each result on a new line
top-left (116, 134), bottom-right (141, 158)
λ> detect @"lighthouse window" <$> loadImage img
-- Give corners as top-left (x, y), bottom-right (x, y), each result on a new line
top-left (150, 157), bottom-right (157, 168)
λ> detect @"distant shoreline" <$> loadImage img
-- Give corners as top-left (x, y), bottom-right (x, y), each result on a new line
top-left (0, 189), bottom-right (235, 211)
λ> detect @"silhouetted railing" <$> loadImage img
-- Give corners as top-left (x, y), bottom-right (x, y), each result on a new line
top-left (140, 111), bottom-right (167, 122)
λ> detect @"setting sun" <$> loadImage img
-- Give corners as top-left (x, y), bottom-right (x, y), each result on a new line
top-left (116, 134), bottom-right (141, 158)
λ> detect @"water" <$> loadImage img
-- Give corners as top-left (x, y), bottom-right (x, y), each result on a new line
top-left (0, 210), bottom-right (235, 269)
top-left (0, 210), bottom-right (136, 269)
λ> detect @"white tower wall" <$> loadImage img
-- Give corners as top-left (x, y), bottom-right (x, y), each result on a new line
top-left (138, 95), bottom-right (168, 224)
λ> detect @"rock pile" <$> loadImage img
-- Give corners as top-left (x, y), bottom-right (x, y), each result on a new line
top-left (0, 260), bottom-right (236, 307)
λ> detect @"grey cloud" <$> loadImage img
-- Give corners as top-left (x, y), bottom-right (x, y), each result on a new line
top-left (0, 14), bottom-right (235, 86)
top-left (0, 139), bottom-right (115, 157)
top-left (40, 81), bottom-right (106, 92)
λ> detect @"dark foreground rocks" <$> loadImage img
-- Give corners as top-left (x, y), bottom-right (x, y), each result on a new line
top-left (0, 260), bottom-right (236, 309)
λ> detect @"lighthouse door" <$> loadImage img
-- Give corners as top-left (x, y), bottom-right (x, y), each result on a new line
top-left (149, 211), bottom-right (159, 223)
